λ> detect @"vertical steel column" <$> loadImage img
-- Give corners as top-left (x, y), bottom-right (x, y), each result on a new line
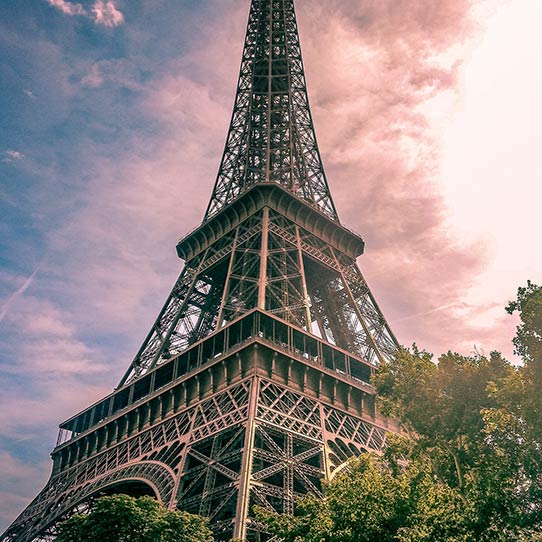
top-left (295, 225), bottom-right (313, 330)
top-left (217, 228), bottom-right (240, 326)
top-left (265, 0), bottom-right (273, 181)
top-left (284, 431), bottom-right (294, 515)
top-left (319, 404), bottom-right (333, 480)
top-left (233, 376), bottom-right (259, 540)
top-left (258, 207), bottom-right (270, 310)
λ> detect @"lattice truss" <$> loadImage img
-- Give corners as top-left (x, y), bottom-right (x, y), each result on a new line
top-left (2, 382), bottom-right (252, 542)
top-left (2, 378), bottom-right (389, 542)
top-left (205, 0), bottom-right (337, 220)
top-left (177, 379), bottom-right (390, 539)
top-left (122, 209), bottom-right (397, 385)
top-left (1, 0), bottom-right (403, 540)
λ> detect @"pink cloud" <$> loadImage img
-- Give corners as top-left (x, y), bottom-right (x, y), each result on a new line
top-left (49, 0), bottom-right (511, 360)
top-left (0, 453), bottom-right (51, 531)
top-left (0, 267), bottom-right (39, 322)
top-left (92, 0), bottom-right (124, 28)
top-left (290, 0), bottom-right (513, 358)
top-left (2, 150), bottom-right (24, 163)
top-left (46, 0), bottom-right (86, 17)
top-left (2, 296), bottom-right (109, 378)
top-left (80, 59), bottom-right (141, 89)
top-left (46, 0), bottom-right (124, 28)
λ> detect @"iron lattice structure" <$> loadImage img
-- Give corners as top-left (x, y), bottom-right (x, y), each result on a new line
top-left (205, 0), bottom-right (337, 220)
top-left (2, 1), bottom-right (399, 541)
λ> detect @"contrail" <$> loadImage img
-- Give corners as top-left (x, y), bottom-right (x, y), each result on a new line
top-left (394, 302), bottom-right (459, 323)
top-left (0, 266), bottom-right (41, 323)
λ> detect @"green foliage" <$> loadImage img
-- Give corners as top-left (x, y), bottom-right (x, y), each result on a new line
top-left (374, 348), bottom-right (513, 490)
top-left (485, 282), bottom-right (542, 530)
top-left (259, 282), bottom-right (542, 542)
top-left (373, 344), bottom-right (542, 539)
top-left (503, 282), bottom-right (542, 457)
top-left (56, 494), bottom-right (212, 542)
top-left (506, 280), bottom-right (542, 373)
top-left (257, 454), bottom-right (471, 542)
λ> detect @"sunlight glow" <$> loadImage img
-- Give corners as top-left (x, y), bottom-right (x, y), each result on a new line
top-left (438, 0), bottom-right (542, 333)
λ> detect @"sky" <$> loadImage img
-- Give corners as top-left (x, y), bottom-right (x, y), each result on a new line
top-left (1, 0), bottom-right (541, 532)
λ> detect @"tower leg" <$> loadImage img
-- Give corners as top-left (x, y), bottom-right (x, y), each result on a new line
top-left (234, 377), bottom-right (260, 540)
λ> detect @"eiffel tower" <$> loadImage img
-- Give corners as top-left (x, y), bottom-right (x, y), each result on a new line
top-left (2, 1), bottom-right (399, 540)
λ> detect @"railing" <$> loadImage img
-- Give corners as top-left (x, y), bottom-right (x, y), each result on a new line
top-left (56, 309), bottom-right (376, 446)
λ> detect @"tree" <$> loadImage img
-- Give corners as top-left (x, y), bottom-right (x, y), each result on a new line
top-left (257, 453), bottom-right (471, 542)
top-left (485, 281), bottom-right (542, 530)
top-left (374, 348), bottom-right (513, 488)
top-left (506, 280), bottom-right (542, 375)
top-left (373, 346), bottom-right (542, 540)
top-left (56, 494), bottom-right (213, 542)
top-left (503, 281), bottom-right (542, 442)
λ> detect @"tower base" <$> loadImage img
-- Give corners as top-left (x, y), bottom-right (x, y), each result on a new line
top-left (2, 311), bottom-right (396, 542)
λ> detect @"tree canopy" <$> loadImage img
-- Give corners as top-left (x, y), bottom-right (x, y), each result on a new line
top-left (56, 494), bottom-right (213, 542)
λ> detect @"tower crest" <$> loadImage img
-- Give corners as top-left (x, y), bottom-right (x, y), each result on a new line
top-left (206, 0), bottom-right (337, 220)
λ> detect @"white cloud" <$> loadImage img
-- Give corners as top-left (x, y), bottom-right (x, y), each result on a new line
top-left (81, 59), bottom-right (141, 90)
top-left (80, 63), bottom-right (104, 88)
top-left (0, 267), bottom-right (39, 323)
top-left (0, 452), bottom-right (51, 531)
top-left (2, 150), bottom-right (24, 163)
top-left (46, 0), bottom-right (86, 16)
top-left (3, 296), bottom-right (108, 376)
top-left (46, 0), bottom-right (124, 28)
top-left (92, 0), bottom-right (124, 28)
